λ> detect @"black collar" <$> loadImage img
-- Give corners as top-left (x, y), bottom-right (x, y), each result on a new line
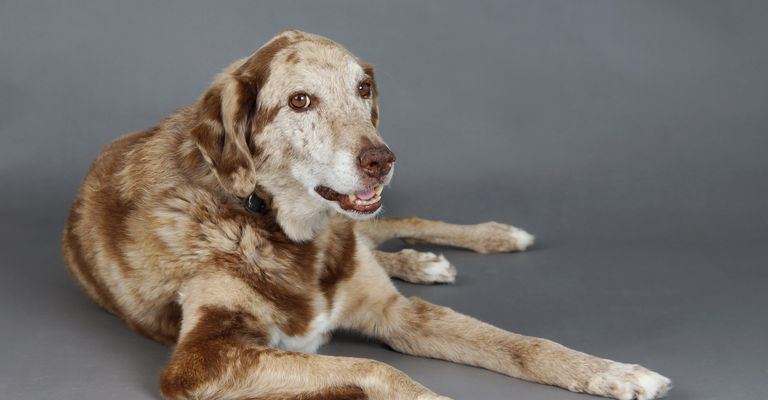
top-left (243, 192), bottom-right (267, 214)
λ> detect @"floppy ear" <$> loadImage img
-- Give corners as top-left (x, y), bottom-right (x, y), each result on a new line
top-left (192, 76), bottom-right (259, 197)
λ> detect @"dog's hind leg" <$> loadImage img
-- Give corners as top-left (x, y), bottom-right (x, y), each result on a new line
top-left (373, 249), bottom-right (456, 284)
top-left (159, 274), bottom-right (449, 400)
top-left (357, 217), bottom-right (534, 253)
top-left (341, 261), bottom-right (672, 400)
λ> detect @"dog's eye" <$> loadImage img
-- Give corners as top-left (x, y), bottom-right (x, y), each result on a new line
top-left (289, 93), bottom-right (311, 110)
top-left (357, 80), bottom-right (372, 99)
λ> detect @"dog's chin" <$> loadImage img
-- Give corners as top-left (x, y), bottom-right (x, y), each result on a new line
top-left (314, 185), bottom-right (384, 220)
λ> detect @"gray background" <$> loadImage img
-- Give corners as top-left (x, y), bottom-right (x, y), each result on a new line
top-left (1, 1), bottom-right (766, 399)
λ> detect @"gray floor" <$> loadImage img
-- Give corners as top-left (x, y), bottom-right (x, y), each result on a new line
top-left (2, 1), bottom-right (767, 399)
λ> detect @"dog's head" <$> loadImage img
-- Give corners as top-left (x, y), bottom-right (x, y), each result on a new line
top-left (192, 30), bottom-right (394, 230)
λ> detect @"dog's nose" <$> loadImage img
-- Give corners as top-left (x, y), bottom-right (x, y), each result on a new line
top-left (358, 145), bottom-right (396, 179)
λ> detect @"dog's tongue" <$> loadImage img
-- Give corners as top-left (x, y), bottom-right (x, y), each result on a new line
top-left (355, 188), bottom-right (376, 201)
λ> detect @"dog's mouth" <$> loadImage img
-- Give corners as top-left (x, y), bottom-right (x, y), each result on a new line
top-left (315, 185), bottom-right (384, 214)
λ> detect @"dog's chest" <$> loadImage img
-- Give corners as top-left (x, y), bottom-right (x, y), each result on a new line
top-left (268, 295), bottom-right (346, 353)
top-left (252, 217), bottom-right (357, 353)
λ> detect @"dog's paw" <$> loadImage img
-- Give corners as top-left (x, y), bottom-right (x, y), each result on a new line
top-left (399, 250), bottom-right (457, 284)
top-left (587, 362), bottom-right (671, 400)
top-left (466, 222), bottom-right (535, 253)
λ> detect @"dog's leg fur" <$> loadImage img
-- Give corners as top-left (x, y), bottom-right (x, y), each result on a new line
top-left (357, 217), bottom-right (535, 253)
top-left (373, 249), bottom-right (456, 284)
top-left (342, 248), bottom-right (671, 400)
top-left (159, 274), bottom-right (448, 400)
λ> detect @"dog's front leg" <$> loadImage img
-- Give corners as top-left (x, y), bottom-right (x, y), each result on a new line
top-left (342, 287), bottom-right (670, 399)
top-left (373, 249), bottom-right (457, 284)
top-left (357, 217), bottom-right (534, 253)
top-left (159, 274), bottom-right (449, 400)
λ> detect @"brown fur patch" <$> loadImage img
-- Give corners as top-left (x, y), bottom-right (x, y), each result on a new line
top-left (360, 63), bottom-right (375, 79)
top-left (359, 63), bottom-right (379, 126)
top-left (62, 129), bottom-right (156, 314)
top-left (153, 301), bottom-right (183, 346)
top-left (404, 297), bottom-right (441, 333)
top-left (191, 87), bottom-right (229, 172)
top-left (193, 36), bottom-right (293, 196)
top-left (319, 220), bottom-right (357, 307)
top-left (250, 106), bottom-right (279, 157)
top-left (202, 208), bottom-right (318, 337)
top-left (285, 50), bottom-right (300, 65)
top-left (160, 306), bottom-right (269, 399)
top-left (257, 214), bottom-right (318, 336)
top-left (237, 36), bottom-right (293, 81)
top-left (90, 138), bottom-right (145, 274)
top-left (63, 202), bottom-right (121, 315)
top-left (370, 103), bottom-right (379, 127)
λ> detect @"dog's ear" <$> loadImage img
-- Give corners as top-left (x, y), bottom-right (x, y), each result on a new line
top-left (192, 76), bottom-right (260, 197)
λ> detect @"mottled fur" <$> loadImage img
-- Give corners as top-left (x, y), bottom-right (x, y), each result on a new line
top-left (63, 30), bottom-right (671, 400)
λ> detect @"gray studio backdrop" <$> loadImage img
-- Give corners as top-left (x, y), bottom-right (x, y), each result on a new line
top-left (1, 1), bottom-right (766, 399)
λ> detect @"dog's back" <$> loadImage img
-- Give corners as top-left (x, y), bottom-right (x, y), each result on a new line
top-left (62, 108), bottom-right (203, 344)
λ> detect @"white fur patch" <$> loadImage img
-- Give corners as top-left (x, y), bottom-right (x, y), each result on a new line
top-left (467, 222), bottom-right (536, 253)
top-left (269, 293), bottom-right (346, 353)
top-left (588, 362), bottom-right (672, 400)
top-left (420, 253), bottom-right (457, 283)
top-left (270, 313), bottom-right (332, 353)
top-left (329, 150), bottom-right (362, 194)
top-left (510, 227), bottom-right (535, 251)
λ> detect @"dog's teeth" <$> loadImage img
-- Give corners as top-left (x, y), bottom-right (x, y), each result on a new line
top-left (374, 186), bottom-right (383, 195)
top-left (348, 194), bottom-right (357, 202)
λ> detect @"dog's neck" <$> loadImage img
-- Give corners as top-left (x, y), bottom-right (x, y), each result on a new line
top-left (177, 138), bottom-right (332, 242)
top-left (255, 172), bottom-right (333, 242)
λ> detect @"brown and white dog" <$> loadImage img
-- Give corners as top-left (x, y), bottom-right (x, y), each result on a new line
top-left (62, 30), bottom-right (671, 400)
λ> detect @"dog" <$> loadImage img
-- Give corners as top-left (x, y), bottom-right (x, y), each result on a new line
top-left (62, 30), bottom-right (671, 400)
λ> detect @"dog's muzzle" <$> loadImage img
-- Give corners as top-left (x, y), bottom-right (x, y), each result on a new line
top-left (315, 185), bottom-right (384, 214)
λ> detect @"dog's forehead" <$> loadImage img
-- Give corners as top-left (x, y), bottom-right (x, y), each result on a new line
top-left (258, 38), bottom-right (367, 107)
top-left (282, 41), bottom-right (362, 80)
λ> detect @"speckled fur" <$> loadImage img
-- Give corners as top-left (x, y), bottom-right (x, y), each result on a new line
top-left (63, 30), bottom-right (670, 400)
